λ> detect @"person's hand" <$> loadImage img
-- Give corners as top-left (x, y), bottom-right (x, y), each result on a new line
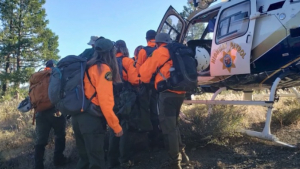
top-left (115, 130), bottom-right (123, 137)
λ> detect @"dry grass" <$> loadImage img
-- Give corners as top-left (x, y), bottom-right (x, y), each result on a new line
top-left (1, 89), bottom-right (300, 168)
top-left (0, 99), bottom-right (76, 169)
top-left (180, 89), bottom-right (300, 146)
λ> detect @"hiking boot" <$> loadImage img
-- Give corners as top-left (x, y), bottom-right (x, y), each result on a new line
top-left (34, 145), bottom-right (45, 169)
top-left (120, 160), bottom-right (134, 169)
top-left (53, 155), bottom-right (70, 167)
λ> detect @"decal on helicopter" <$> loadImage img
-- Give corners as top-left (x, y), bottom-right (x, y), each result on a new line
top-left (211, 42), bottom-right (246, 73)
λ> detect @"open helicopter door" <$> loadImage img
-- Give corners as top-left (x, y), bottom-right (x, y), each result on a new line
top-left (210, 0), bottom-right (258, 76)
top-left (157, 6), bottom-right (187, 42)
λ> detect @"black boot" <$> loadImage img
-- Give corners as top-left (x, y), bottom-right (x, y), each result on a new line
top-left (34, 145), bottom-right (45, 169)
top-left (53, 137), bottom-right (68, 166)
top-left (53, 155), bottom-right (69, 167)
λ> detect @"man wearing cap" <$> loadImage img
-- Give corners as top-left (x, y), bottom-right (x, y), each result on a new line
top-left (135, 30), bottom-right (157, 72)
top-left (135, 30), bottom-right (159, 146)
top-left (34, 60), bottom-right (68, 169)
top-left (136, 30), bottom-right (162, 150)
top-left (79, 36), bottom-right (98, 61)
top-left (139, 33), bottom-right (189, 169)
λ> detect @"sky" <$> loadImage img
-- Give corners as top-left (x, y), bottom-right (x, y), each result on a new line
top-left (44, 0), bottom-right (220, 59)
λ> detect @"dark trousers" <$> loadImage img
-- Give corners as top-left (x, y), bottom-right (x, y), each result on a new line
top-left (35, 109), bottom-right (66, 169)
top-left (158, 91), bottom-right (185, 162)
top-left (148, 89), bottom-right (160, 143)
top-left (108, 121), bottom-right (135, 166)
top-left (72, 113), bottom-right (106, 169)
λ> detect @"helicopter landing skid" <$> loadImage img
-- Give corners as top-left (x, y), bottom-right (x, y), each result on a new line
top-left (183, 77), bottom-right (296, 148)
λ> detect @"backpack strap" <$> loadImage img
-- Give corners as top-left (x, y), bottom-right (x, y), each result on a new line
top-left (85, 69), bottom-right (97, 101)
top-left (143, 46), bottom-right (157, 58)
top-left (150, 58), bottom-right (171, 85)
top-left (134, 46), bottom-right (156, 68)
top-left (121, 58), bottom-right (128, 74)
top-left (156, 58), bottom-right (171, 75)
top-left (117, 56), bottom-right (128, 81)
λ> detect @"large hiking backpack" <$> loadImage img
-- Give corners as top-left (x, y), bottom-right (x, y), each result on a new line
top-left (161, 43), bottom-right (198, 92)
top-left (79, 48), bottom-right (94, 61)
top-left (115, 55), bottom-right (153, 132)
top-left (114, 84), bottom-right (153, 132)
top-left (29, 70), bottom-right (53, 112)
top-left (48, 55), bottom-right (94, 116)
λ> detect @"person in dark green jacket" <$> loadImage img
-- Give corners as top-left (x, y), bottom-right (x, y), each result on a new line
top-left (79, 36), bottom-right (98, 61)
top-left (34, 62), bottom-right (69, 169)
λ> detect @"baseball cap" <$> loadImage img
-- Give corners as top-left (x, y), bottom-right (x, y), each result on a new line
top-left (94, 38), bottom-right (114, 53)
top-left (146, 30), bottom-right (156, 40)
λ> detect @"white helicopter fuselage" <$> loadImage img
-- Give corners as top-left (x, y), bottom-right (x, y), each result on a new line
top-left (195, 0), bottom-right (300, 90)
top-left (157, 0), bottom-right (300, 91)
top-left (157, 0), bottom-right (300, 147)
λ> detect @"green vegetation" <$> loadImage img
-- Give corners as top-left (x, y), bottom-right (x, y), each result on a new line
top-left (0, 0), bottom-right (59, 96)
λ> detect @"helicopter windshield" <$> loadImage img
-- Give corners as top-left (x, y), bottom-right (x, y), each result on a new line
top-left (184, 17), bottom-right (217, 44)
top-left (184, 9), bottom-right (219, 44)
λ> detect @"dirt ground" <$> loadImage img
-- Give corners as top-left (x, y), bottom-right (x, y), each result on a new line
top-left (3, 126), bottom-right (300, 169)
top-left (128, 128), bottom-right (300, 169)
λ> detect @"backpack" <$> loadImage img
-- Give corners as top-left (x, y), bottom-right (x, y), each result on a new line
top-left (48, 55), bottom-right (95, 116)
top-left (114, 84), bottom-right (153, 132)
top-left (158, 43), bottom-right (198, 92)
top-left (115, 56), bottom-right (153, 132)
top-left (29, 69), bottom-right (53, 112)
top-left (133, 46), bottom-right (157, 67)
top-left (79, 48), bottom-right (94, 61)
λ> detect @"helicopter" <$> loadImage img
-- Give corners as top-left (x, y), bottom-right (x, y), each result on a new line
top-left (156, 0), bottom-right (300, 147)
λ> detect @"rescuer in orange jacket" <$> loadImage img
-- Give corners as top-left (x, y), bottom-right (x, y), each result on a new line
top-left (115, 40), bottom-right (139, 85)
top-left (139, 33), bottom-right (190, 169)
top-left (133, 45), bottom-right (143, 67)
top-left (135, 30), bottom-right (157, 72)
top-left (108, 39), bottom-right (138, 168)
top-left (136, 30), bottom-right (162, 149)
top-left (72, 37), bottom-right (123, 169)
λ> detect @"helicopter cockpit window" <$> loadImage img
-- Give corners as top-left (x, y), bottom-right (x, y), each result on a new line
top-left (160, 15), bottom-right (183, 42)
top-left (216, 1), bottom-right (250, 44)
top-left (183, 8), bottom-right (219, 44)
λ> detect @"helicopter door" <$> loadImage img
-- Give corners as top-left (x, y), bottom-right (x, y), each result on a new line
top-left (210, 0), bottom-right (257, 76)
top-left (157, 6), bottom-right (187, 42)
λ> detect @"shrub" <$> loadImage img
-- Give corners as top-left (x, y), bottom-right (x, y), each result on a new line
top-left (272, 98), bottom-right (300, 127)
top-left (180, 104), bottom-right (245, 146)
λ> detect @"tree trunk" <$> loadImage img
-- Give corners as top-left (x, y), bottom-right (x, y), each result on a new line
top-left (2, 57), bottom-right (10, 95)
top-left (15, 0), bottom-right (23, 99)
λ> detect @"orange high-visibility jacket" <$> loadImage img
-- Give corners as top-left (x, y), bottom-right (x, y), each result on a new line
top-left (116, 53), bottom-right (139, 85)
top-left (136, 40), bottom-right (156, 73)
top-left (139, 43), bottom-right (185, 94)
top-left (84, 64), bottom-right (122, 134)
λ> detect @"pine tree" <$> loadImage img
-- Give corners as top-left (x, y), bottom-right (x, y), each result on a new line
top-left (0, 0), bottom-right (59, 96)
top-left (179, 2), bottom-right (205, 43)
